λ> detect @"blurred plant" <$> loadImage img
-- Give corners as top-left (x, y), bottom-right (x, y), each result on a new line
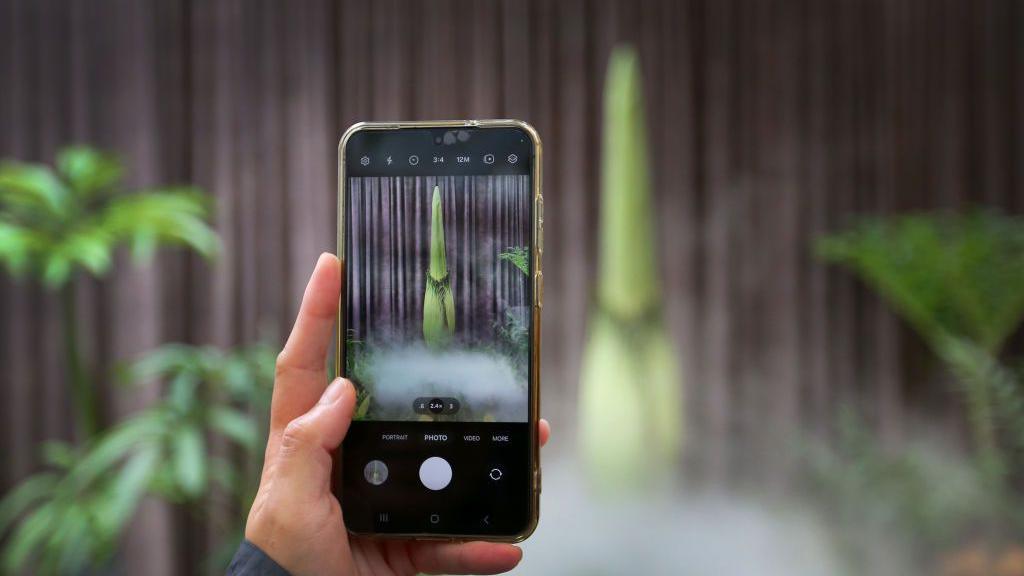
top-left (817, 211), bottom-right (1024, 574)
top-left (578, 45), bottom-right (684, 491)
top-left (344, 333), bottom-right (375, 421)
top-left (804, 409), bottom-right (999, 574)
top-left (0, 147), bottom-right (219, 440)
top-left (498, 246), bottom-right (530, 276)
top-left (494, 307), bottom-right (529, 372)
top-left (423, 185), bottom-right (455, 348)
top-left (0, 343), bottom-right (274, 575)
top-left (818, 211), bottom-right (1024, 483)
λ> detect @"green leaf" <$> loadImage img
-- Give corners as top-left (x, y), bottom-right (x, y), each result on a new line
top-left (100, 188), bottom-right (220, 260)
top-left (2, 500), bottom-right (57, 573)
top-left (57, 147), bottom-right (123, 196)
top-left (50, 504), bottom-right (94, 575)
top-left (105, 446), bottom-right (160, 527)
top-left (0, 222), bottom-right (36, 275)
top-left (124, 343), bottom-right (197, 383)
top-left (59, 227), bottom-right (113, 276)
top-left (0, 161), bottom-right (70, 219)
top-left (41, 254), bottom-right (71, 288)
top-left (167, 371), bottom-right (200, 412)
top-left (221, 356), bottom-right (251, 392)
top-left (130, 229), bottom-right (157, 262)
top-left (173, 425), bottom-right (207, 498)
top-left (71, 412), bottom-right (164, 486)
top-left (209, 407), bottom-right (259, 450)
top-left (40, 441), bottom-right (77, 470)
top-left (354, 391), bottom-right (372, 420)
top-left (498, 246), bottom-right (530, 276)
top-left (0, 472), bottom-right (58, 535)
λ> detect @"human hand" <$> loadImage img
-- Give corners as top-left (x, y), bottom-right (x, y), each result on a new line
top-left (244, 253), bottom-right (550, 576)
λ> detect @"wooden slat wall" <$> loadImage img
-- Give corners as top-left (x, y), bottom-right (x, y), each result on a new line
top-left (1, 0), bottom-right (1021, 572)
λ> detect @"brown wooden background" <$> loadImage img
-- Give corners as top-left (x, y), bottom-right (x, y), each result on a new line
top-left (1, 0), bottom-right (1021, 573)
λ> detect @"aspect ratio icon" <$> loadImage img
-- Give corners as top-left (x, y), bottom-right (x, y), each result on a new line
top-left (408, 155), bottom-right (420, 166)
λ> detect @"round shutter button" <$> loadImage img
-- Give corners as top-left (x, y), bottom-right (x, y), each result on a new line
top-left (419, 456), bottom-right (453, 491)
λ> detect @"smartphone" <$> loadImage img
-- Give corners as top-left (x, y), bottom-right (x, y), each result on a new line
top-left (334, 120), bottom-right (543, 541)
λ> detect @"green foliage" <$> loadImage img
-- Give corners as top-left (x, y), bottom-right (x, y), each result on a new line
top-left (0, 146), bottom-right (219, 288)
top-left (817, 211), bottom-right (1024, 353)
top-left (354, 389), bottom-right (372, 420)
top-left (803, 409), bottom-right (1003, 573)
top-left (494, 307), bottom-right (529, 376)
top-left (498, 246), bottom-right (530, 276)
top-left (817, 210), bottom-right (1024, 566)
top-left (423, 186), bottom-right (455, 348)
top-left (819, 211), bottom-right (1024, 479)
top-left (0, 343), bottom-right (275, 575)
top-left (0, 146), bottom-right (221, 441)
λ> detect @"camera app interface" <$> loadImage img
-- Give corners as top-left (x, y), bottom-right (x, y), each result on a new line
top-left (345, 174), bottom-right (530, 423)
top-left (340, 127), bottom-right (535, 536)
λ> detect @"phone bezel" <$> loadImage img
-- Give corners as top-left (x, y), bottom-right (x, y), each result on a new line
top-left (335, 119), bottom-right (543, 542)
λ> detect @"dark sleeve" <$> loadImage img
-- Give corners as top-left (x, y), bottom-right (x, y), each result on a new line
top-left (227, 540), bottom-right (292, 576)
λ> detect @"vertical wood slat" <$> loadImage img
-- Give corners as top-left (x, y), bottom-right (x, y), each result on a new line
top-left (284, 0), bottom-right (337, 315)
top-left (698, 0), bottom-right (736, 483)
top-left (0, 0), bottom-right (36, 485)
top-left (551, 0), bottom-right (590, 443)
top-left (0, 0), bottom-right (1022, 572)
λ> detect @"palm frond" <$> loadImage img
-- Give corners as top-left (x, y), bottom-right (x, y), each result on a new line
top-left (98, 187), bottom-right (220, 261)
top-left (0, 160), bottom-right (70, 220)
top-left (818, 210), bottom-right (1024, 353)
top-left (57, 147), bottom-right (123, 197)
top-left (498, 246), bottom-right (530, 276)
top-left (0, 221), bottom-right (40, 276)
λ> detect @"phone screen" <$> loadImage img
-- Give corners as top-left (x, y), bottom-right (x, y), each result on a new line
top-left (337, 125), bottom-right (539, 538)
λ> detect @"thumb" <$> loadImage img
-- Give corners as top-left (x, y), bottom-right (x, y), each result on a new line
top-left (275, 378), bottom-right (356, 487)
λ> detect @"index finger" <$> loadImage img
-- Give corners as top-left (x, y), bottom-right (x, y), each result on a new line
top-left (409, 541), bottom-right (522, 575)
top-left (270, 252), bottom-right (342, 432)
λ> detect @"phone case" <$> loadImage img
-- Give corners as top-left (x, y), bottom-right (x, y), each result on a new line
top-left (335, 120), bottom-right (543, 542)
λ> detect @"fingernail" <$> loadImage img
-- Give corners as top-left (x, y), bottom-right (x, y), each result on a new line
top-left (319, 378), bottom-right (349, 405)
top-left (316, 252), bottom-right (335, 267)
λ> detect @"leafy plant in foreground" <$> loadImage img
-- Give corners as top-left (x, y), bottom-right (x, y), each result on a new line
top-left (0, 343), bottom-right (275, 575)
top-left (0, 147), bottom-right (219, 440)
